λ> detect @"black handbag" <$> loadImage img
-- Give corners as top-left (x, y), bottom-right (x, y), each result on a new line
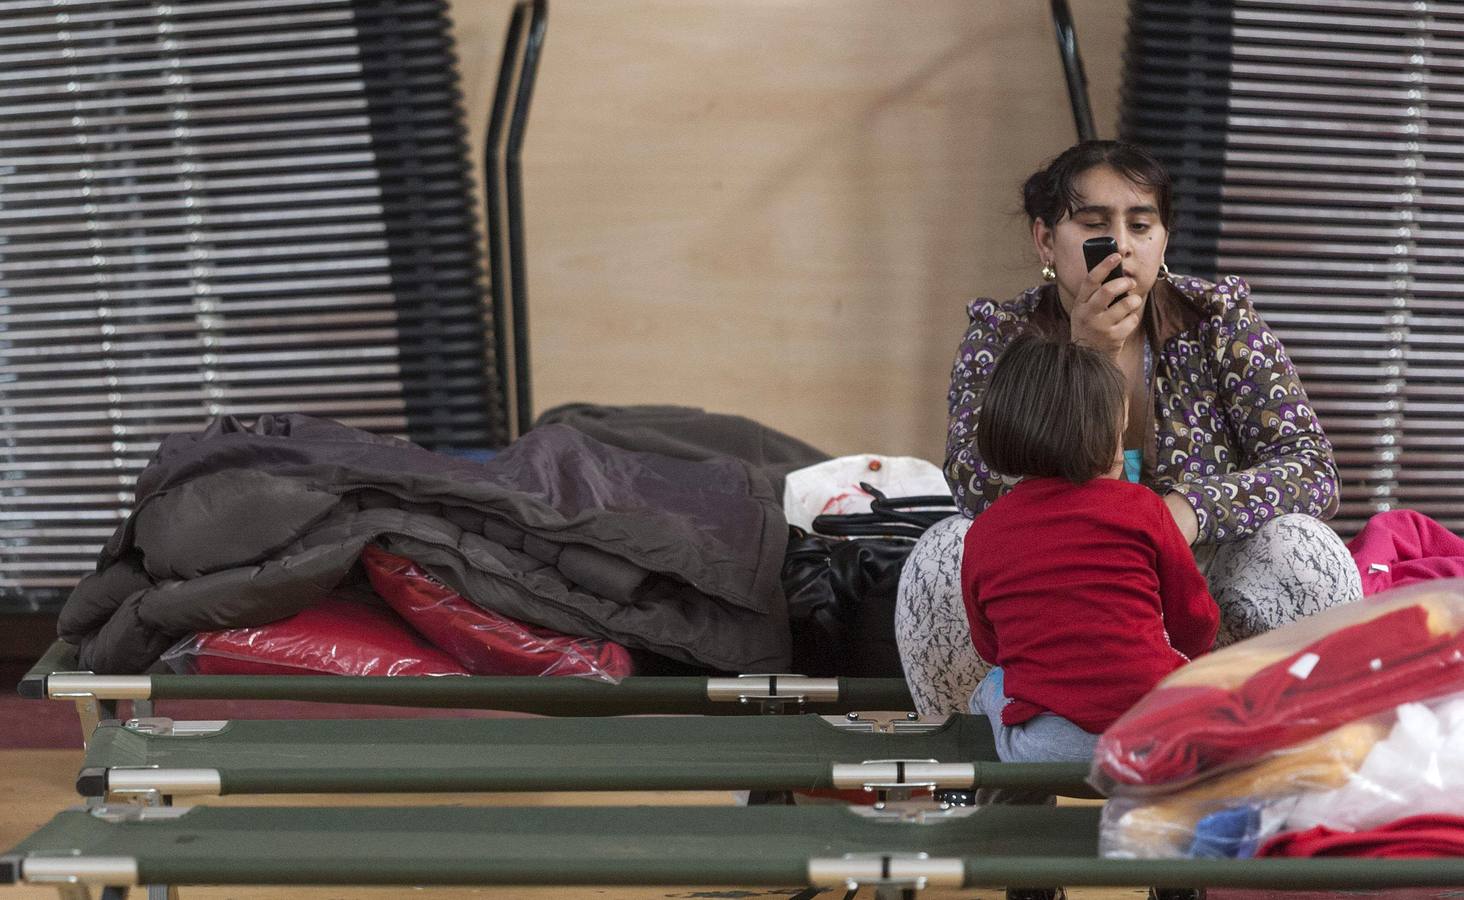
top-left (782, 484), bottom-right (957, 677)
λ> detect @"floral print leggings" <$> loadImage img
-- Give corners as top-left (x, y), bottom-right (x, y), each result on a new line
top-left (893, 512), bottom-right (1364, 716)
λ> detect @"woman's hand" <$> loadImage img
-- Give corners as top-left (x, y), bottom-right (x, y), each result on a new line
top-left (1164, 492), bottom-right (1200, 546)
top-left (1070, 253), bottom-right (1144, 357)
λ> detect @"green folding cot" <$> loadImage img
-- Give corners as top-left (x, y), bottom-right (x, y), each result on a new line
top-left (6, 804), bottom-right (1463, 899)
top-left (74, 713), bottom-right (1098, 800)
top-left (22, 640), bottom-right (916, 740)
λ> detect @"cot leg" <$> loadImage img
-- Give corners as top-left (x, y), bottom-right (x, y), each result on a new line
top-left (746, 790), bottom-right (796, 806)
top-left (872, 887), bottom-right (916, 900)
top-left (99, 888), bottom-right (129, 900)
top-left (72, 698), bottom-right (102, 745)
top-left (788, 889), bottom-right (856, 900)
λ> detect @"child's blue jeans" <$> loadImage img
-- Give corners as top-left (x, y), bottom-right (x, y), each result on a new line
top-left (968, 667), bottom-right (1100, 764)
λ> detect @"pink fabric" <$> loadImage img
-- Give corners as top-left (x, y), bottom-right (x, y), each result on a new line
top-left (1347, 510), bottom-right (1464, 596)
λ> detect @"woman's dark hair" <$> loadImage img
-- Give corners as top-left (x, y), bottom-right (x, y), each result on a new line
top-left (1022, 140), bottom-right (1174, 229)
top-left (977, 333), bottom-right (1126, 484)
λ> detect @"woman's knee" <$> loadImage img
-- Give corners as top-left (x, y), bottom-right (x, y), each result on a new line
top-left (894, 513), bottom-right (985, 715)
top-left (1209, 513), bottom-right (1362, 645)
top-left (895, 514), bottom-right (969, 625)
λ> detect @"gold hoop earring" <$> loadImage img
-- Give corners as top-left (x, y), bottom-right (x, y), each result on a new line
top-left (1158, 262), bottom-right (1171, 280)
top-left (1040, 261), bottom-right (1056, 282)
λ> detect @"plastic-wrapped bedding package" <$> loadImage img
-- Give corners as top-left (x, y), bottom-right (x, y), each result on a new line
top-left (163, 594), bottom-right (471, 677)
top-left (1093, 578), bottom-right (1464, 860)
top-left (359, 546), bottom-right (634, 682)
top-left (164, 547), bottom-right (636, 683)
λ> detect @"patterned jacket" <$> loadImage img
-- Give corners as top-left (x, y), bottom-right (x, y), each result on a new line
top-left (944, 274), bottom-right (1339, 545)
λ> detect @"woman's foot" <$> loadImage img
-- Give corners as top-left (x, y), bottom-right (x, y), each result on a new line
top-left (1149, 889), bottom-right (1205, 900)
top-left (1006, 889), bottom-right (1065, 900)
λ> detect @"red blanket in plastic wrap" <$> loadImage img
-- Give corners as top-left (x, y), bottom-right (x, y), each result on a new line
top-left (1095, 604), bottom-right (1464, 789)
top-left (1258, 814), bottom-right (1464, 858)
top-left (359, 546), bottom-right (634, 680)
top-left (175, 547), bottom-right (635, 681)
top-left (186, 594), bottom-right (470, 677)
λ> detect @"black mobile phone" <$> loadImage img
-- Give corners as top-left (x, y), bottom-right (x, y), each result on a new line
top-left (1082, 236), bottom-right (1125, 306)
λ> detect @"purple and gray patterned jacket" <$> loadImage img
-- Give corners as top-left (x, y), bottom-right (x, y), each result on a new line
top-left (944, 273), bottom-right (1339, 545)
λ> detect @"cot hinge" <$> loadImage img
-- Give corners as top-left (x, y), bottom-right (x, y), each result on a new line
top-left (830, 711), bottom-right (945, 734)
top-left (46, 674), bottom-right (154, 748)
top-left (705, 674), bottom-right (839, 713)
top-left (845, 796), bottom-right (978, 824)
top-left (808, 853), bottom-right (963, 893)
top-left (830, 759), bottom-right (976, 800)
top-left (88, 805), bottom-right (193, 824)
top-left (121, 717), bottom-right (228, 737)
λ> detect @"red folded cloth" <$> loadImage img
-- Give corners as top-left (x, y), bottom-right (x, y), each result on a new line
top-left (1096, 604), bottom-right (1464, 788)
top-left (1258, 814), bottom-right (1464, 858)
top-left (361, 545), bottom-right (635, 680)
top-left (1348, 509), bottom-right (1464, 596)
top-left (188, 594), bottom-right (469, 676)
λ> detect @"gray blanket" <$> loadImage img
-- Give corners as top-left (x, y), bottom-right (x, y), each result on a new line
top-left (59, 414), bottom-right (793, 674)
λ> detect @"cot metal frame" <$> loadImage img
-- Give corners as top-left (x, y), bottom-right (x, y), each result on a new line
top-left (6, 804), bottom-right (1464, 900)
top-left (70, 712), bottom-right (1098, 802)
top-left (21, 641), bottom-right (916, 745)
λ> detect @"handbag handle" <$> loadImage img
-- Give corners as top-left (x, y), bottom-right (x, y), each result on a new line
top-left (811, 482), bottom-right (958, 539)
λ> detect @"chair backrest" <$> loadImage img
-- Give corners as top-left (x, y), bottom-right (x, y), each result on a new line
top-left (0, 0), bottom-right (506, 613)
top-left (1121, 0), bottom-right (1464, 540)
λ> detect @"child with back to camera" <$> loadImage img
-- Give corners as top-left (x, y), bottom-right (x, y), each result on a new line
top-left (963, 332), bottom-right (1219, 765)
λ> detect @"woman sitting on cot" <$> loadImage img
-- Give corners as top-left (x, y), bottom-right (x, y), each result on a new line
top-left (897, 139), bottom-right (1362, 716)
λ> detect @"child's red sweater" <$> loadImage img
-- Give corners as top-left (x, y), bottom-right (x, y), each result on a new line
top-left (961, 476), bottom-right (1218, 734)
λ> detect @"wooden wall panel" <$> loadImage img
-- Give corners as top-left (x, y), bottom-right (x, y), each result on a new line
top-left (448, 0), bottom-right (1124, 460)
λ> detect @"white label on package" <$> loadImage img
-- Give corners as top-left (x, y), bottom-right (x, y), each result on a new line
top-left (1288, 652), bottom-right (1320, 680)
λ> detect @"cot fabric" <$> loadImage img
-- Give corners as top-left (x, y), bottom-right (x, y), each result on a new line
top-left (8, 805), bottom-right (1464, 890)
top-left (75, 713), bottom-right (1093, 797)
top-left (25, 638), bottom-right (917, 716)
top-left (4, 805), bottom-right (1102, 886)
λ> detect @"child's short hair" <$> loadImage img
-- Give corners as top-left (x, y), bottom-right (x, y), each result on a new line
top-left (976, 332), bottom-right (1126, 484)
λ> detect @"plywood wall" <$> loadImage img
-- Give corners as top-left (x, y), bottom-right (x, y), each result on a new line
top-left (446, 0), bottom-right (1124, 461)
